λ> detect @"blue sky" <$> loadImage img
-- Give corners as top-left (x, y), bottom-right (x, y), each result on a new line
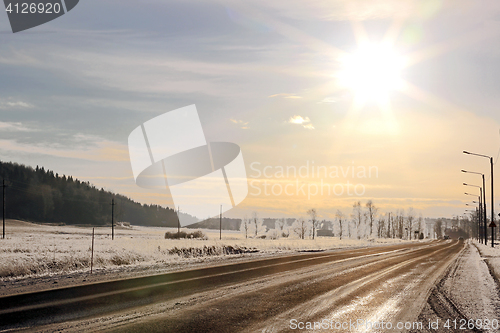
top-left (2, 0), bottom-right (500, 220)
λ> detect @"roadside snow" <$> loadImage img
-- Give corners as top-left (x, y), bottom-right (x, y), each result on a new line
top-left (443, 241), bottom-right (500, 321)
top-left (414, 241), bottom-right (500, 333)
top-left (474, 241), bottom-right (500, 284)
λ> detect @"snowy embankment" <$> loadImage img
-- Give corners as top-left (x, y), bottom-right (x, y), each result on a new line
top-left (413, 240), bottom-right (500, 332)
top-left (473, 241), bottom-right (500, 283)
top-left (0, 220), bottom-right (416, 295)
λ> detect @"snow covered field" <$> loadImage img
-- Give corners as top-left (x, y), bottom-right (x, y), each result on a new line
top-left (0, 219), bottom-right (411, 281)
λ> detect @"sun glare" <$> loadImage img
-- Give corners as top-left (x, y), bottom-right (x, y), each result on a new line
top-left (338, 43), bottom-right (404, 105)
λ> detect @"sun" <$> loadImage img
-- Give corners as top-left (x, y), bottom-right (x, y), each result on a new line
top-left (338, 43), bottom-right (405, 106)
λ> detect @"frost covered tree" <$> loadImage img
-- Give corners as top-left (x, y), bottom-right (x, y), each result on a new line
top-left (274, 218), bottom-right (288, 238)
top-left (266, 228), bottom-right (279, 239)
top-left (240, 216), bottom-right (250, 239)
top-left (307, 208), bottom-right (319, 240)
top-left (335, 210), bottom-right (345, 240)
top-left (434, 219), bottom-right (443, 238)
top-left (396, 209), bottom-right (405, 239)
top-left (386, 212), bottom-right (393, 238)
top-left (377, 217), bottom-right (385, 238)
top-left (407, 207), bottom-right (415, 240)
top-left (282, 219), bottom-right (291, 238)
top-left (293, 217), bottom-right (309, 239)
top-left (416, 213), bottom-right (423, 239)
top-left (365, 200), bottom-right (378, 238)
top-left (352, 201), bottom-right (364, 239)
top-left (250, 212), bottom-right (266, 238)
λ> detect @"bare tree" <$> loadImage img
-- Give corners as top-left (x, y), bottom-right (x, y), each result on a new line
top-left (416, 213), bottom-right (423, 239)
top-left (352, 201), bottom-right (363, 239)
top-left (240, 216), bottom-right (249, 239)
top-left (293, 217), bottom-right (309, 239)
top-left (281, 218), bottom-right (290, 238)
top-left (307, 208), bottom-right (319, 240)
top-left (251, 212), bottom-right (266, 238)
top-left (335, 210), bottom-right (345, 240)
top-left (396, 209), bottom-right (405, 239)
top-left (386, 212), bottom-right (392, 238)
top-left (407, 207), bottom-right (415, 240)
top-left (251, 212), bottom-right (259, 237)
top-left (377, 217), bottom-right (385, 238)
top-left (365, 200), bottom-right (378, 238)
top-left (434, 219), bottom-right (443, 238)
top-left (275, 218), bottom-right (284, 239)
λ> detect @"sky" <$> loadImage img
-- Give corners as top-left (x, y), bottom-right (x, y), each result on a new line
top-left (1, 0), bottom-right (500, 221)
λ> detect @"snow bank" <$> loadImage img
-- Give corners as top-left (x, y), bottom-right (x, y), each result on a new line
top-left (473, 241), bottom-right (500, 283)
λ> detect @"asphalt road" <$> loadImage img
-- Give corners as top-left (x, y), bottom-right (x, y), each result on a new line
top-left (1, 240), bottom-right (463, 332)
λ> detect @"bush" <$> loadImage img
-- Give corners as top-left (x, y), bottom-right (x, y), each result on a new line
top-left (164, 230), bottom-right (207, 240)
top-left (168, 245), bottom-right (258, 257)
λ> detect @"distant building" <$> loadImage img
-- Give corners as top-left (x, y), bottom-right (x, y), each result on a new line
top-left (317, 230), bottom-right (334, 237)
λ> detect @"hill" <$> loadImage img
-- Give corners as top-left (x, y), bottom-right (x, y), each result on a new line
top-left (0, 161), bottom-right (197, 227)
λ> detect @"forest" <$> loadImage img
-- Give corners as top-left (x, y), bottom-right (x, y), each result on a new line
top-left (0, 161), bottom-right (183, 227)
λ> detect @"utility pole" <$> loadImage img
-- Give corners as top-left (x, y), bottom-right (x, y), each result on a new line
top-left (111, 198), bottom-right (116, 240)
top-left (2, 180), bottom-right (6, 239)
top-left (91, 228), bottom-right (95, 274)
top-left (177, 206), bottom-right (180, 238)
top-left (220, 205), bottom-right (222, 240)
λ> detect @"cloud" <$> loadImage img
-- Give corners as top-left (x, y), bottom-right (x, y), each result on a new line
top-left (0, 99), bottom-right (33, 109)
top-left (233, 0), bottom-right (420, 22)
top-left (46, 50), bottom-right (267, 97)
top-left (230, 118), bottom-right (249, 129)
top-left (269, 93), bottom-right (302, 99)
top-left (0, 121), bottom-right (33, 132)
top-left (289, 115), bottom-right (310, 124)
top-left (288, 115), bottom-right (314, 129)
top-left (317, 97), bottom-right (337, 104)
top-left (0, 137), bottom-right (129, 162)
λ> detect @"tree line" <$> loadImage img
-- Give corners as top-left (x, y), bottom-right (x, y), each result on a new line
top-left (240, 200), bottom-right (434, 240)
top-left (0, 161), bottom-right (183, 227)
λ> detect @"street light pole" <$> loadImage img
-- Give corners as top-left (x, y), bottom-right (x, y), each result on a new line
top-left (463, 170), bottom-right (487, 244)
top-left (464, 182), bottom-right (485, 244)
top-left (491, 156), bottom-right (495, 247)
top-left (465, 191), bottom-right (482, 242)
top-left (463, 151), bottom-right (495, 247)
top-left (483, 174), bottom-right (487, 245)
